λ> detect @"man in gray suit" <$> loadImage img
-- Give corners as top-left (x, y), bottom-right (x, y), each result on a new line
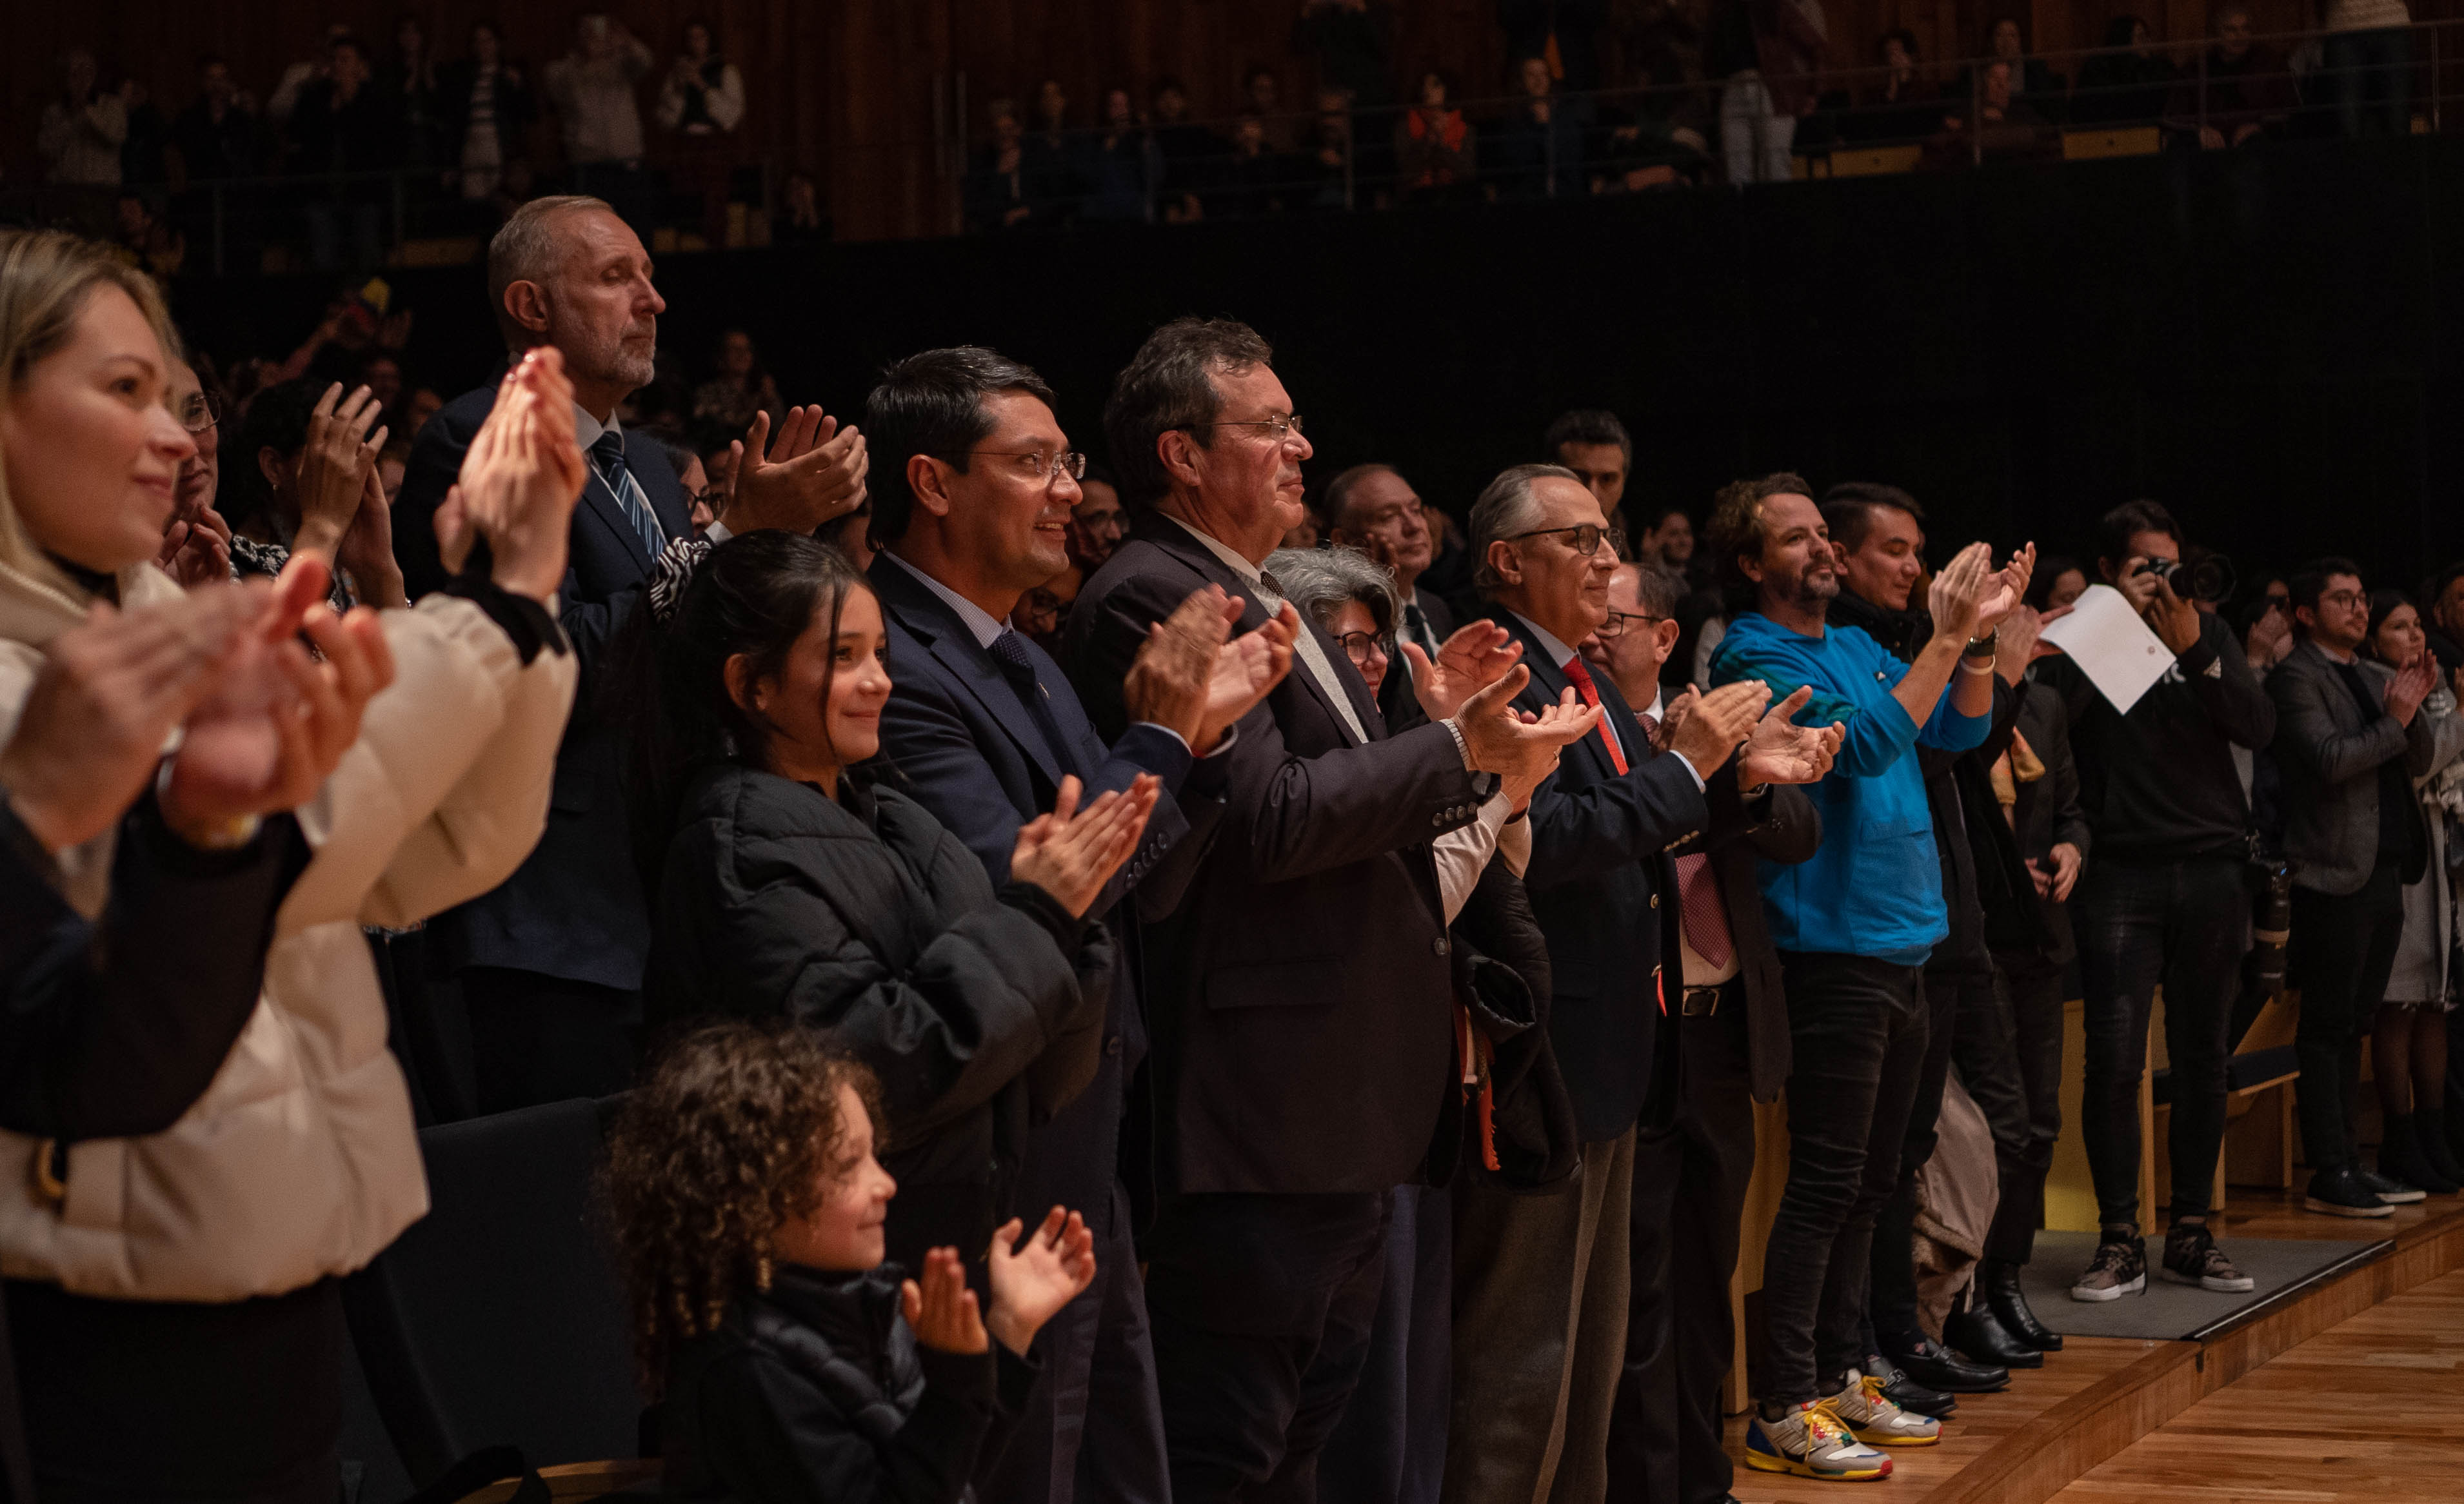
top-left (2270, 556), bottom-right (2442, 1217)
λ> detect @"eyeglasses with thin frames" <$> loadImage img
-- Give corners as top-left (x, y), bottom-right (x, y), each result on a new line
top-left (1593, 609), bottom-right (1665, 640)
top-left (964, 450), bottom-right (1088, 483)
top-left (1177, 414), bottom-right (1307, 446)
top-left (175, 392), bottom-right (220, 435)
top-left (1506, 523), bottom-right (1625, 558)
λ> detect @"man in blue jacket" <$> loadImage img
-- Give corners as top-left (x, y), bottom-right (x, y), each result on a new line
top-left (1704, 474), bottom-right (2031, 1481)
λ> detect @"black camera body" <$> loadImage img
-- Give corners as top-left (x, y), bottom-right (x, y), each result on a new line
top-left (2137, 553), bottom-right (2237, 604)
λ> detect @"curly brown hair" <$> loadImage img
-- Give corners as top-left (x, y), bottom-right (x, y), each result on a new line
top-left (601, 1020), bottom-right (885, 1389)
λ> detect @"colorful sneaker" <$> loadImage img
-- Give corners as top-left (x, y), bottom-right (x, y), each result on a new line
top-left (1746, 1398), bottom-right (1894, 1481)
top-left (2160, 1222), bottom-right (2255, 1293)
top-left (2070, 1235), bottom-right (2147, 1302)
top-left (1831, 1367), bottom-right (1943, 1448)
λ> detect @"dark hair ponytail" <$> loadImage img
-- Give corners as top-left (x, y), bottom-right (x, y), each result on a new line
top-left (609, 529), bottom-right (875, 893)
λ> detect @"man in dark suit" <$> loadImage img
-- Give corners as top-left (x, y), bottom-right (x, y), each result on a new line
top-left (1063, 319), bottom-right (1587, 1504)
top-left (862, 344), bottom-right (1293, 1504)
top-left (1446, 467), bottom-right (1829, 1504)
top-left (1580, 560), bottom-right (1826, 1504)
top-left (393, 193), bottom-right (864, 1111)
top-left (1323, 462), bottom-right (1457, 727)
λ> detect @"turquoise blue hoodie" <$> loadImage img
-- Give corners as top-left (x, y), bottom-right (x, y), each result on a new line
top-left (1709, 611), bottom-right (1989, 962)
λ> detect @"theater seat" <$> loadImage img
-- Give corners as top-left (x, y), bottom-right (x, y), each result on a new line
top-left (343, 1097), bottom-right (644, 1490)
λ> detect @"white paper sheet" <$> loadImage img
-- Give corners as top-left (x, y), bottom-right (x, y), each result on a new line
top-left (2037, 584), bottom-right (2174, 714)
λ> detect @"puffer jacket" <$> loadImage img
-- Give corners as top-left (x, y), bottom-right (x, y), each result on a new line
top-left (644, 765), bottom-right (1111, 1268)
top-left (0, 557), bottom-right (576, 1301)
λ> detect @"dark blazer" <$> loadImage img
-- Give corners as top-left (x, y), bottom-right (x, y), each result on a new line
top-left (867, 552), bottom-right (1228, 1218)
top-left (2270, 641), bottom-right (2437, 895)
top-left (2006, 675), bottom-right (2090, 970)
top-left (1377, 585), bottom-right (1459, 728)
top-left (397, 384), bottom-right (693, 990)
top-left (1484, 609), bottom-right (1709, 1142)
top-left (644, 765), bottom-right (1110, 1267)
top-left (1062, 511), bottom-right (1485, 1196)
top-left (1682, 760), bottom-right (1822, 1103)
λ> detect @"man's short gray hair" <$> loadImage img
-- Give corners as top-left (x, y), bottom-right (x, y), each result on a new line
top-left (1470, 462), bottom-right (1581, 592)
top-left (487, 195), bottom-right (613, 347)
top-left (1264, 544), bottom-right (1400, 637)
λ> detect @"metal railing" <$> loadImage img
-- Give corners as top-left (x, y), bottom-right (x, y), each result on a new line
top-left (3, 17), bottom-right (2454, 269)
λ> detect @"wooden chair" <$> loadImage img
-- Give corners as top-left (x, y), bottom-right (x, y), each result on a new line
top-left (2149, 991), bottom-right (2302, 1223)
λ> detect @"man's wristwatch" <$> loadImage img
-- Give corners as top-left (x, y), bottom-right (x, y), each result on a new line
top-left (1962, 629), bottom-right (1999, 660)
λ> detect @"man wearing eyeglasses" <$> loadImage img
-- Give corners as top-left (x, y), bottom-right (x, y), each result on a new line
top-left (1449, 466), bottom-right (1834, 1504)
top-left (1065, 319), bottom-right (1595, 1504)
top-left (1323, 463), bottom-right (1457, 726)
top-left (860, 344), bottom-right (1295, 1504)
top-left (2271, 557), bottom-right (2441, 1217)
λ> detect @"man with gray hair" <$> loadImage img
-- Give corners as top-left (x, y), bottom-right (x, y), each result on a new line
top-left (396, 193), bottom-right (866, 1112)
top-left (1324, 464), bottom-right (1457, 726)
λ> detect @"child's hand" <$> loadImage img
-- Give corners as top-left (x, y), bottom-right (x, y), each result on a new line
top-left (899, 1248), bottom-right (988, 1356)
top-left (984, 1207), bottom-right (1097, 1356)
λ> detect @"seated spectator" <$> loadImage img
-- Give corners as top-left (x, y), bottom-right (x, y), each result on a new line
top-left (1263, 544), bottom-right (1400, 697)
top-left (605, 1021), bottom-right (1093, 1503)
top-left (626, 531), bottom-right (1154, 1278)
top-left (223, 377), bottom-right (403, 609)
top-left (1148, 78), bottom-right (1218, 223)
top-left (2166, 5), bottom-right (2290, 148)
top-left (288, 33), bottom-right (401, 272)
top-left (1957, 16), bottom-right (2067, 123)
top-left (964, 100), bottom-right (1035, 233)
top-left (2362, 589), bottom-right (2464, 1194)
top-left (0, 231), bottom-right (581, 1504)
top-left (1493, 55), bottom-right (1587, 199)
top-left (2073, 15), bottom-right (2178, 126)
top-left (38, 51), bottom-right (128, 192)
top-left (1930, 61), bottom-right (2056, 166)
top-left (1081, 89), bottom-right (1157, 224)
top-left (1395, 71), bottom-right (1478, 203)
top-left (1013, 566), bottom-right (1084, 657)
top-left (1068, 460), bottom-right (1128, 569)
top-left (657, 19), bottom-right (748, 247)
top-left (155, 354), bottom-right (230, 586)
top-left (1840, 30), bottom-right (1942, 144)
top-left (647, 433), bottom-right (719, 534)
top-left (442, 20), bottom-right (535, 209)
top-left (693, 329), bottom-right (787, 434)
top-left (1209, 114), bottom-right (1290, 218)
top-left (775, 168), bottom-right (831, 242)
top-left (1024, 79), bottom-right (1086, 223)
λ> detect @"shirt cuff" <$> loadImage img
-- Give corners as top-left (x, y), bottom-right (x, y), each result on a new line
top-left (1441, 716), bottom-right (1471, 769)
top-left (1669, 748), bottom-right (1710, 791)
top-left (702, 520), bottom-right (733, 544)
top-left (1131, 722), bottom-right (1191, 755)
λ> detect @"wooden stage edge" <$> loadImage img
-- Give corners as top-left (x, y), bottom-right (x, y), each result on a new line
top-left (1732, 1193), bottom-right (2464, 1504)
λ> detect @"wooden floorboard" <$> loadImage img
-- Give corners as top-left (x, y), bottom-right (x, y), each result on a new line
top-left (2049, 1267), bottom-right (2464, 1504)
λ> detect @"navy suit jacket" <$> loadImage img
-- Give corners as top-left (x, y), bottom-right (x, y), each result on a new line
top-left (864, 554), bottom-right (1229, 1220)
top-left (1487, 608), bottom-right (1710, 1142)
top-left (395, 382), bottom-right (692, 990)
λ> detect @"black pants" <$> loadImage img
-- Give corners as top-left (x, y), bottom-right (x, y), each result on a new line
top-left (2290, 867), bottom-right (2407, 1173)
top-left (1758, 953), bottom-right (1929, 1406)
top-left (1608, 986), bottom-right (1758, 1504)
top-left (7, 1277), bottom-right (341, 1504)
top-left (1983, 956), bottom-right (2069, 1265)
top-left (1144, 1192), bottom-right (1391, 1504)
top-left (461, 966), bottom-right (642, 1114)
top-left (2076, 856), bottom-right (2243, 1227)
top-left (1317, 1183), bottom-right (1449, 1504)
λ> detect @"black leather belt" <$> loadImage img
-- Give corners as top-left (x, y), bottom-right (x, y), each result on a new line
top-left (1681, 977), bottom-right (1738, 1017)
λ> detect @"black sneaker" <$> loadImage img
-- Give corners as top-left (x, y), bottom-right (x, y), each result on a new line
top-left (2356, 1165), bottom-right (2427, 1205)
top-left (2305, 1166), bottom-right (2398, 1218)
top-left (2069, 1235), bottom-right (2147, 1301)
top-left (2160, 1222), bottom-right (2255, 1292)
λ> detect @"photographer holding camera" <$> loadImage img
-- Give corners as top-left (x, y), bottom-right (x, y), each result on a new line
top-left (2038, 501), bottom-right (2276, 1301)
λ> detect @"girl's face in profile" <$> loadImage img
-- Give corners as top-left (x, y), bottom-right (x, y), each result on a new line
top-left (771, 1082), bottom-right (897, 1272)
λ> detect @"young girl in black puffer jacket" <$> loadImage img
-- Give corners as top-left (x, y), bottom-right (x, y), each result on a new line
top-left (603, 1020), bottom-right (1095, 1503)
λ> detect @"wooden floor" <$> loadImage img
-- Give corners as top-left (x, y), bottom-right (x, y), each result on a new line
top-left (2051, 1266), bottom-right (2464, 1504)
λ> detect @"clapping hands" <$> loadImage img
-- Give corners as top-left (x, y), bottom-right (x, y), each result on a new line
top-left (1403, 620), bottom-right (1524, 722)
top-left (1008, 773), bottom-right (1160, 917)
top-left (1736, 685), bottom-right (1844, 789)
top-left (729, 406), bottom-right (868, 537)
top-left (1122, 588), bottom-right (1295, 754)
top-left (437, 348), bottom-right (588, 602)
top-left (984, 1207), bottom-right (1098, 1356)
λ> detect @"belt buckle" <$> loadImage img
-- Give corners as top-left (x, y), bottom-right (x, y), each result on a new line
top-left (1681, 985), bottom-right (1722, 1018)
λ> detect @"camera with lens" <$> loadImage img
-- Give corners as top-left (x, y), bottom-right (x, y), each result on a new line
top-left (2135, 551), bottom-right (2236, 604)
top-left (2247, 855), bottom-right (2293, 1000)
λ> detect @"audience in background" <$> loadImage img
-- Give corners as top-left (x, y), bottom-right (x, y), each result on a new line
top-left (384, 15), bottom-right (443, 180)
top-left (1843, 30), bottom-right (1942, 144)
top-left (2363, 589), bottom-right (2464, 1193)
top-left (2170, 4), bottom-right (2291, 148)
top-left (38, 50), bottom-right (129, 193)
top-left (1709, 0), bottom-right (1826, 184)
top-left (657, 19), bottom-right (747, 248)
top-left (966, 100), bottom-right (1036, 233)
top-left (1494, 55), bottom-right (1587, 200)
top-left (691, 328), bottom-right (786, 433)
top-left (1323, 462), bottom-right (1456, 722)
top-left (288, 33), bottom-right (399, 272)
top-left (443, 21), bottom-right (535, 209)
top-left (1068, 462), bottom-right (1129, 569)
top-left (1960, 16), bottom-right (2068, 121)
top-left (2072, 16), bottom-right (2177, 126)
top-left (2323, 0), bottom-right (2416, 137)
top-left (1544, 408), bottom-right (1634, 544)
top-left (546, 14), bottom-right (654, 204)
top-left (1395, 72), bottom-right (1478, 203)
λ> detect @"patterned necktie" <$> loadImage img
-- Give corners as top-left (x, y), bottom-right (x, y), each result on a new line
top-left (590, 430), bottom-right (667, 561)
top-left (1559, 655), bottom-right (1627, 775)
top-left (1641, 706), bottom-right (1735, 967)
top-left (988, 631), bottom-right (1082, 779)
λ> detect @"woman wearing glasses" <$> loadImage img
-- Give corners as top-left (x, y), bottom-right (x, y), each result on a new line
top-left (156, 353), bottom-right (235, 586)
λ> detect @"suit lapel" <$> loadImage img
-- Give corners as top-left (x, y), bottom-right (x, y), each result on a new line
top-left (873, 560), bottom-right (1066, 788)
top-left (1493, 611), bottom-right (1619, 783)
top-left (1139, 516), bottom-right (1372, 747)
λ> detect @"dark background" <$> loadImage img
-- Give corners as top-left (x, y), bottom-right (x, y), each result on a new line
top-left (178, 130), bottom-right (2464, 595)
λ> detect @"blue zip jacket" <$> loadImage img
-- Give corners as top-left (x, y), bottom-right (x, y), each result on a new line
top-left (1709, 611), bottom-right (1989, 961)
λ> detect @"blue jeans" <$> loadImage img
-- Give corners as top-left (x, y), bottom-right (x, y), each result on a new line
top-left (2326, 28), bottom-right (2414, 139)
top-left (2076, 856), bottom-right (2243, 1228)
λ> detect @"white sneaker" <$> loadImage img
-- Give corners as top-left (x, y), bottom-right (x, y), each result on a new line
top-left (1745, 1397), bottom-right (1895, 1480)
top-left (1829, 1367), bottom-right (1942, 1447)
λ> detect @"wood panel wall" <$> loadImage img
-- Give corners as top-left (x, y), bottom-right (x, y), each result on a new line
top-left (8, 0), bottom-right (2453, 242)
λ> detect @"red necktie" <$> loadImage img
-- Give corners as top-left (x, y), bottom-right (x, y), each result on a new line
top-left (1560, 655), bottom-right (1627, 775)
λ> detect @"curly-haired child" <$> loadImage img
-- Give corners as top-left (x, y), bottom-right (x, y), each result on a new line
top-left (604, 1020), bottom-right (1096, 1502)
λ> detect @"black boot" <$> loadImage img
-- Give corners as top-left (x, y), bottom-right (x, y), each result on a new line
top-left (2418, 1106), bottom-right (2464, 1188)
top-left (1945, 1299), bottom-right (2045, 1370)
top-left (2380, 1113), bottom-right (2459, 1194)
top-left (1980, 1259), bottom-right (2063, 1352)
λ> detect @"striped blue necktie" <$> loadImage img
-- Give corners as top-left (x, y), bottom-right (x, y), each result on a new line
top-left (589, 430), bottom-right (666, 560)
